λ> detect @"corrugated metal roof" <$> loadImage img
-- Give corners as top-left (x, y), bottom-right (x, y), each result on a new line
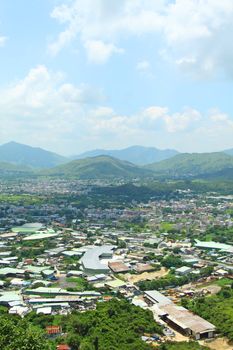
top-left (145, 290), bottom-right (172, 306)
top-left (161, 304), bottom-right (216, 334)
top-left (80, 245), bottom-right (115, 272)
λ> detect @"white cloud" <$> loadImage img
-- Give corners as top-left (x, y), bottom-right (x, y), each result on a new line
top-left (0, 65), bottom-right (105, 153)
top-left (0, 65), bottom-right (232, 153)
top-left (50, 0), bottom-right (233, 76)
top-left (86, 104), bottom-right (233, 152)
top-left (49, 0), bottom-right (163, 61)
top-left (84, 40), bottom-right (124, 64)
top-left (164, 108), bottom-right (202, 133)
top-left (162, 0), bottom-right (233, 78)
top-left (87, 104), bottom-right (228, 139)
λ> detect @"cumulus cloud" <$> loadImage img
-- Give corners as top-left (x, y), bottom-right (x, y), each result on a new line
top-left (162, 0), bottom-right (233, 78)
top-left (89, 105), bottom-right (202, 134)
top-left (0, 65), bottom-right (105, 153)
top-left (49, 0), bottom-right (163, 60)
top-left (0, 65), bottom-right (232, 153)
top-left (84, 40), bottom-right (124, 64)
top-left (49, 0), bottom-right (233, 77)
top-left (85, 104), bottom-right (233, 152)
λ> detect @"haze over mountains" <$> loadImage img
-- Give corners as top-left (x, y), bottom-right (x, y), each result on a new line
top-left (72, 146), bottom-right (179, 165)
top-left (0, 141), bottom-right (232, 180)
top-left (0, 142), bottom-right (67, 169)
top-left (224, 148), bottom-right (233, 156)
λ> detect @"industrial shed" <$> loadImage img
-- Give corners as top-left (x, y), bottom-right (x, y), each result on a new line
top-left (144, 290), bottom-right (172, 307)
top-left (80, 245), bottom-right (115, 274)
top-left (145, 290), bottom-right (216, 340)
top-left (160, 304), bottom-right (216, 340)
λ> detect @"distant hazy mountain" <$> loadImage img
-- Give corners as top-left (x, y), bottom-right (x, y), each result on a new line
top-left (43, 155), bottom-right (153, 179)
top-left (224, 148), bottom-right (233, 156)
top-left (72, 145), bottom-right (179, 165)
top-left (146, 152), bottom-right (233, 177)
top-left (0, 142), bottom-right (67, 169)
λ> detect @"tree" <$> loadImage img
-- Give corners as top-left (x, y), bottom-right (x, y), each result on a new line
top-left (0, 317), bottom-right (51, 350)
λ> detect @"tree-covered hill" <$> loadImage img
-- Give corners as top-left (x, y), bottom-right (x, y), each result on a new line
top-left (43, 155), bottom-right (153, 179)
top-left (146, 152), bottom-right (233, 177)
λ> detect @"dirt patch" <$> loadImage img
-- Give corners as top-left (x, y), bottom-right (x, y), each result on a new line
top-left (180, 282), bottom-right (221, 295)
top-left (126, 267), bottom-right (168, 284)
top-left (56, 274), bottom-right (76, 289)
top-left (168, 330), bottom-right (189, 343)
top-left (201, 285), bottom-right (221, 294)
top-left (200, 338), bottom-right (233, 350)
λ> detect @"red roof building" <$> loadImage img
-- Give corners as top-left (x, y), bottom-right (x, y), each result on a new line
top-left (46, 325), bottom-right (62, 335)
top-left (108, 261), bottom-right (130, 273)
top-left (56, 345), bottom-right (71, 350)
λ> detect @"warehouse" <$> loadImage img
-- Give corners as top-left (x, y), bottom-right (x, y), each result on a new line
top-left (144, 290), bottom-right (172, 307)
top-left (80, 245), bottom-right (115, 274)
top-left (145, 290), bottom-right (216, 340)
top-left (175, 266), bottom-right (192, 276)
top-left (160, 304), bottom-right (216, 340)
top-left (195, 240), bottom-right (233, 252)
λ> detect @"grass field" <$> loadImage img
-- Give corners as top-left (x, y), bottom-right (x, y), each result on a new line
top-left (215, 278), bottom-right (232, 287)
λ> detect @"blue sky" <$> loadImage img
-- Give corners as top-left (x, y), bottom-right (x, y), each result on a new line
top-left (0, 0), bottom-right (232, 155)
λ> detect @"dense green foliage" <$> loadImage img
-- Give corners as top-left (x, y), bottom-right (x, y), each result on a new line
top-left (0, 315), bottom-right (52, 350)
top-left (201, 226), bottom-right (233, 244)
top-left (63, 299), bottom-right (162, 350)
top-left (161, 254), bottom-right (183, 268)
top-left (0, 194), bottom-right (44, 205)
top-left (27, 299), bottom-right (162, 350)
top-left (185, 288), bottom-right (233, 341)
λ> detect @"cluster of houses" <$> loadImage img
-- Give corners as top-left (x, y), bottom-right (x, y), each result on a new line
top-left (0, 185), bottom-right (231, 344)
top-left (0, 214), bottom-right (232, 343)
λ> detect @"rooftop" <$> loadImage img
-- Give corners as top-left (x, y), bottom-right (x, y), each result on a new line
top-left (80, 245), bottom-right (115, 272)
top-left (161, 304), bottom-right (216, 334)
top-left (108, 261), bottom-right (130, 273)
top-left (145, 290), bottom-right (172, 306)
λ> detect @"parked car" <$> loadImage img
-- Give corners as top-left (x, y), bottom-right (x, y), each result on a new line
top-left (163, 327), bottom-right (175, 337)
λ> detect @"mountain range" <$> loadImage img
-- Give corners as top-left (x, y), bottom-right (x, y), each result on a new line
top-left (0, 142), bottom-right (67, 169)
top-left (0, 141), bottom-right (232, 180)
top-left (72, 145), bottom-right (179, 165)
top-left (42, 152), bottom-right (233, 179)
top-left (146, 152), bottom-right (233, 177)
